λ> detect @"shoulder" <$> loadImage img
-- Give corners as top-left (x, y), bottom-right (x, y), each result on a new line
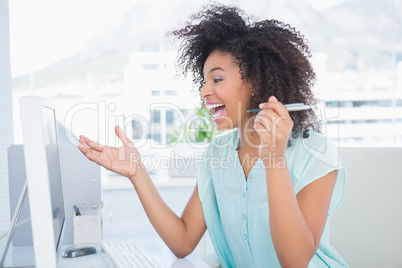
top-left (286, 129), bottom-right (342, 173)
top-left (290, 129), bottom-right (328, 149)
top-left (289, 130), bottom-right (337, 157)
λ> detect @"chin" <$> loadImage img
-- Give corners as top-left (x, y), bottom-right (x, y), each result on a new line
top-left (214, 121), bottom-right (236, 132)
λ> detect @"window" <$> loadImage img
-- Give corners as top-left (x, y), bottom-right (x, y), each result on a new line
top-left (166, 110), bottom-right (174, 124)
top-left (153, 134), bottom-right (161, 144)
top-left (151, 110), bottom-right (160, 124)
top-left (143, 64), bottom-right (159, 70)
top-left (164, 90), bottom-right (177, 96)
top-left (131, 120), bottom-right (142, 140)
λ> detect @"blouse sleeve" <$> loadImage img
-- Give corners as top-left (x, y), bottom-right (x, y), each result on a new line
top-left (291, 132), bottom-right (347, 217)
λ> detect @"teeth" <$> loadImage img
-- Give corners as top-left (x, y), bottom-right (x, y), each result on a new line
top-left (206, 103), bottom-right (225, 110)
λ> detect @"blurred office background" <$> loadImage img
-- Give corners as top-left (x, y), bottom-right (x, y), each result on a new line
top-left (1, 0), bottom-right (401, 265)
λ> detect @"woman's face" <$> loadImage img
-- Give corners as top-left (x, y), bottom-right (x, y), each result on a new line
top-left (200, 50), bottom-right (253, 131)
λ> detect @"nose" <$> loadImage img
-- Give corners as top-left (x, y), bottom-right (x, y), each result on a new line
top-left (200, 82), bottom-right (212, 99)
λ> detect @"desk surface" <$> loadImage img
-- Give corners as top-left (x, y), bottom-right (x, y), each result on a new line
top-left (57, 242), bottom-right (212, 268)
top-left (1, 223), bottom-right (214, 268)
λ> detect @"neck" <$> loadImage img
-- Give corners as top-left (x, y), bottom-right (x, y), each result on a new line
top-left (237, 119), bottom-right (260, 154)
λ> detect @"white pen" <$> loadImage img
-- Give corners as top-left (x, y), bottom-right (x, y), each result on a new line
top-left (247, 103), bottom-right (311, 113)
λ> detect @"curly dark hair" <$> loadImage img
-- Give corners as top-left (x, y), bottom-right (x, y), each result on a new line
top-left (170, 2), bottom-right (322, 142)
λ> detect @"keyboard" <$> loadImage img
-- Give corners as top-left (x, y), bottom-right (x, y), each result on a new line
top-left (101, 240), bottom-right (161, 268)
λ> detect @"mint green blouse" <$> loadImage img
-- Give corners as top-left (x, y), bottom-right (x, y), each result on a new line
top-left (197, 129), bottom-right (349, 267)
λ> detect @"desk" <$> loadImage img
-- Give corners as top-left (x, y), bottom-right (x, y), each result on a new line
top-left (1, 228), bottom-right (215, 268)
top-left (57, 240), bottom-right (213, 268)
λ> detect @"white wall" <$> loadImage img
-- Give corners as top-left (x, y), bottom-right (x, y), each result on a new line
top-left (331, 147), bottom-right (402, 267)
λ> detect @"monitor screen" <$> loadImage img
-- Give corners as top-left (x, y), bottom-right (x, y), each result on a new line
top-left (42, 106), bottom-right (65, 249)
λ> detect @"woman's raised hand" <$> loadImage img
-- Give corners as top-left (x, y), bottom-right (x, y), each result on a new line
top-left (78, 126), bottom-right (144, 180)
top-left (253, 96), bottom-right (294, 159)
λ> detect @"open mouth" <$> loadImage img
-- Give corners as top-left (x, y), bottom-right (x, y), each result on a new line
top-left (206, 102), bottom-right (226, 122)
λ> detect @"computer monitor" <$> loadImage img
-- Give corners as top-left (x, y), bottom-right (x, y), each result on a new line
top-left (17, 96), bottom-right (65, 267)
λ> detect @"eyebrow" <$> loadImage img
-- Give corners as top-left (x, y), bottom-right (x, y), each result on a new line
top-left (208, 67), bottom-right (224, 74)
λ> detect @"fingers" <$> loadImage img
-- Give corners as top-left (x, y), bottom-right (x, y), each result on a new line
top-left (254, 120), bottom-right (272, 138)
top-left (259, 96), bottom-right (288, 116)
top-left (254, 96), bottom-right (291, 137)
top-left (115, 126), bottom-right (133, 147)
top-left (77, 141), bottom-right (99, 157)
top-left (268, 96), bottom-right (278, 103)
top-left (78, 142), bottom-right (102, 164)
top-left (255, 112), bottom-right (273, 132)
top-left (79, 135), bottom-right (103, 152)
top-left (78, 126), bottom-right (134, 153)
top-left (257, 96), bottom-right (290, 130)
top-left (256, 109), bottom-right (285, 129)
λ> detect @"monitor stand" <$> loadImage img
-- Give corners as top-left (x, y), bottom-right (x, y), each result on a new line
top-left (0, 180), bottom-right (29, 266)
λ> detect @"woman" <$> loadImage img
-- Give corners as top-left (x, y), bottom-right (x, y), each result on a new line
top-left (79, 3), bottom-right (348, 267)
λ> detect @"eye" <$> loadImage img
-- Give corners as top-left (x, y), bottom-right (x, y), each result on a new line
top-left (214, 78), bottom-right (223, 83)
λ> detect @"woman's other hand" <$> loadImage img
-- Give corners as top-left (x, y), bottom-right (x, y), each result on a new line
top-left (78, 126), bottom-right (144, 181)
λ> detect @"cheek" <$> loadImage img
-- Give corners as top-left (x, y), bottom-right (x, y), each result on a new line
top-left (225, 97), bottom-right (248, 114)
top-left (225, 101), bottom-right (237, 116)
top-left (225, 102), bottom-right (246, 125)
